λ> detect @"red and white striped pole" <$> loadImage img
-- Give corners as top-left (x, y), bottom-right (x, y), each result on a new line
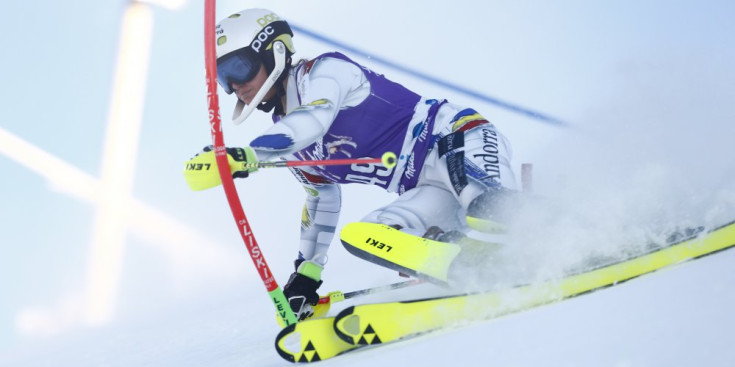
top-left (521, 163), bottom-right (533, 193)
top-left (203, 0), bottom-right (297, 326)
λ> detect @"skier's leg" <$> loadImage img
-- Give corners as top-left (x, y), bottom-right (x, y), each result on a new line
top-left (425, 107), bottom-right (519, 231)
top-left (458, 124), bottom-right (519, 227)
top-left (429, 110), bottom-right (521, 284)
top-left (360, 184), bottom-right (463, 237)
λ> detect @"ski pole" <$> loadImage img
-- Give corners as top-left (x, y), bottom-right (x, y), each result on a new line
top-left (185, 152), bottom-right (398, 192)
top-left (318, 279), bottom-right (423, 308)
top-left (277, 279), bottom-right (423, 327)
top-left (204, 0), bottom-right (298, 327)
top-left (248, 151), bottom-right (398, 170)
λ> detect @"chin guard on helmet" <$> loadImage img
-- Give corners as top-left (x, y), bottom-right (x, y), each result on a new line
top-left (231, 40), bottom-right (287, 125)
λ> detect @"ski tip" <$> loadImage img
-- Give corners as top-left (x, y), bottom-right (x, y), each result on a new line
top-left (274, 323), bottom-right (298, 363)
top-left (333, 306), bottom-right (358, 345)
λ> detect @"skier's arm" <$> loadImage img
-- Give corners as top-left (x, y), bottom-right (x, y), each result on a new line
top-left (250, 58), bottom-right (367, 161)
top-left (291, 168), bottom-right (342, 267)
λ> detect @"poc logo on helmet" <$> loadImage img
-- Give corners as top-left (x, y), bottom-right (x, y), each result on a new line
top-left (251, 25), bottom-right (274, 53)
top-left (256, 13), bottom-right (280, 27)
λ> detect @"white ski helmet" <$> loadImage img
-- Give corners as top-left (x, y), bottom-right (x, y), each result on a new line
top-left (215, 9), bottom-right (295, 124)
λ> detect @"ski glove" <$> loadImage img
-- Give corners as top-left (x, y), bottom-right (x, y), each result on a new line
top-left (183, 145), bottom-right (258, 191)
top-left (283, 260), bottom-right (323, 321)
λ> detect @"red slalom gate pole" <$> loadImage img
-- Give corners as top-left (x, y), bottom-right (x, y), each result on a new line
top-left (203, 0), bottom-right (296, 326)
top-left (521, 163), bottom-right (533, 193)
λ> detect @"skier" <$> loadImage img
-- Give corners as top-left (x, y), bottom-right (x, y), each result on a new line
top-left (185, 8), bottom-right (517, 320)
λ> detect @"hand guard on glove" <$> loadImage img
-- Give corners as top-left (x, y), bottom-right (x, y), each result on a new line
top-left (283, 260), bottom-right (323, 321)
top-left (183, 145), bottom-right (258, 191)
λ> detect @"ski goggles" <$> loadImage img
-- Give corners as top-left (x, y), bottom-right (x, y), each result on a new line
top-left (216, 48), bottom-right (262, 94)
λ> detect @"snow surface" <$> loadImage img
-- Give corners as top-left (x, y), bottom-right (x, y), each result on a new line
top-left (2, 1), bottom-right (735, 366)
top-left (3, 244), bottom-right (735, 367)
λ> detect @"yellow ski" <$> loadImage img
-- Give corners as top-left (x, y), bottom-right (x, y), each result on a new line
top-left (275, 220), bottom-right (735, 363)
top-left (275, 317), bottom-right (357, 362)
top-left (333, 220), bottom-right (735, 346)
